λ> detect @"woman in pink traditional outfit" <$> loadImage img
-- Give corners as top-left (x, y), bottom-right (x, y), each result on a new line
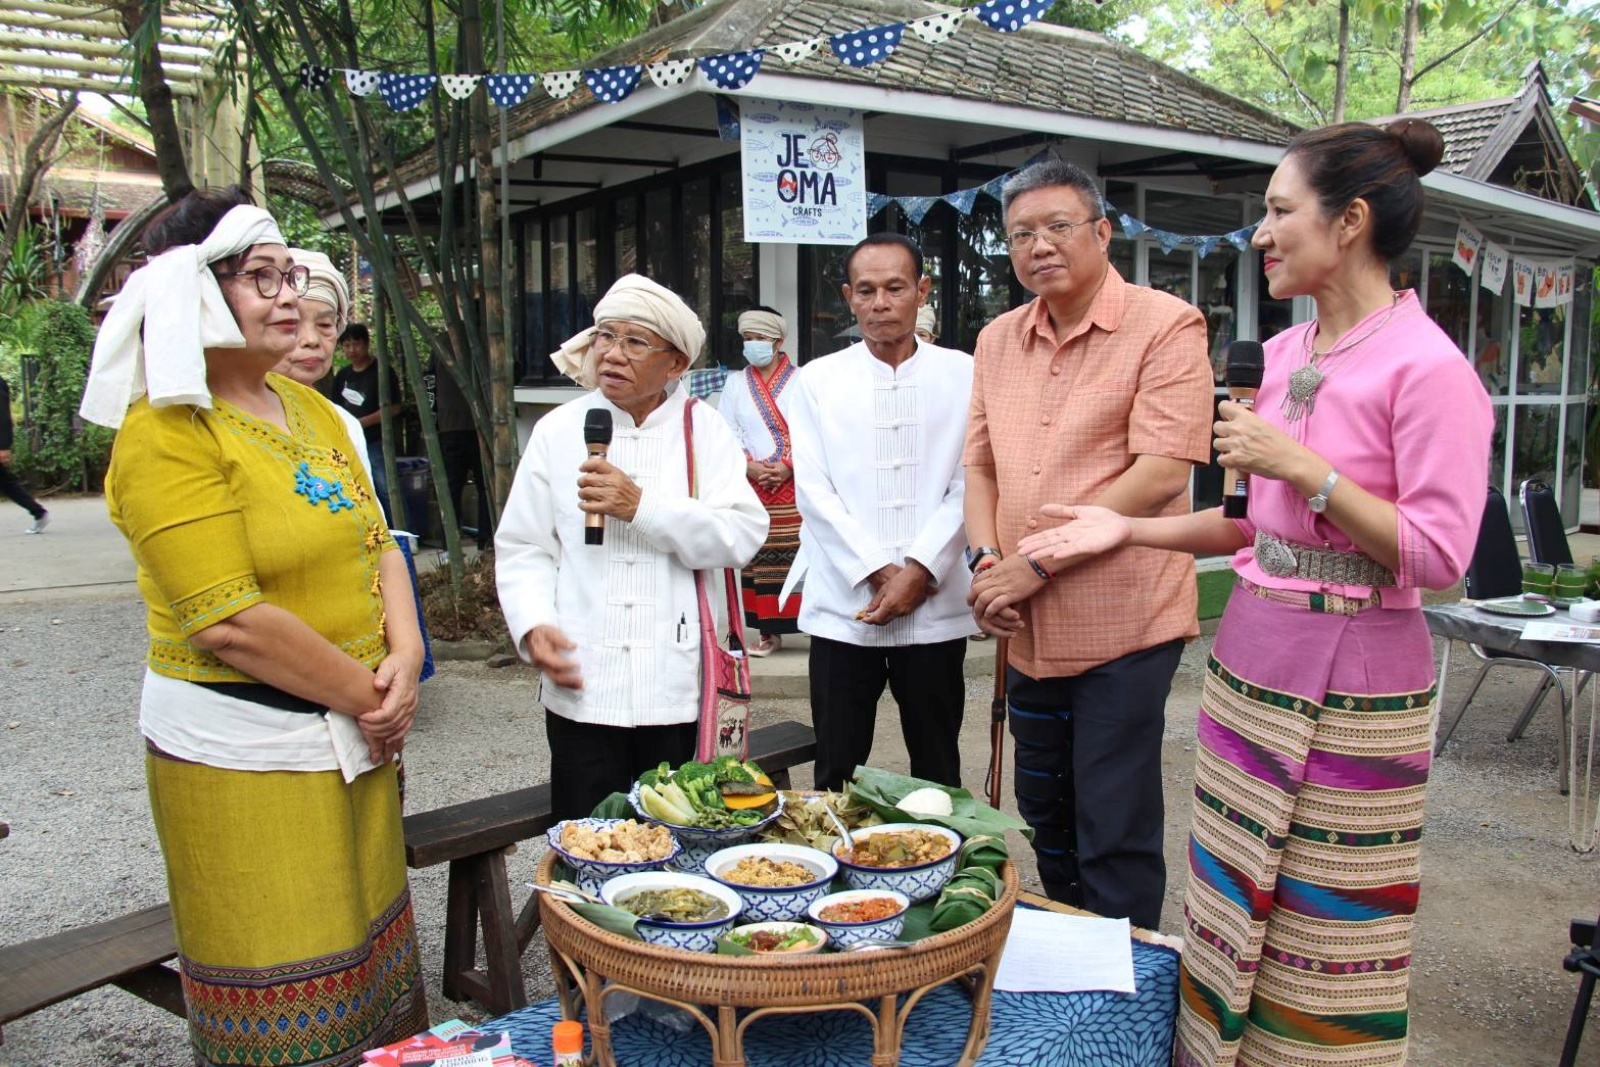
top-left (1018, 119), bottom-right (1491, 1067)
top-left (718, 307), bottom-right (802, 656)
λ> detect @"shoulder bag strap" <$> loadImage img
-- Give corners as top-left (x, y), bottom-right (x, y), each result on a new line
top-left (683, 397), bottom-right (747, 653)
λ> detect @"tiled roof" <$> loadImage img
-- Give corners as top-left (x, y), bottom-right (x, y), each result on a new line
top-left (1364, 96), bottom-right (1519, 176)
top-left (0, 173), bottom-right (163, 218)
top-left (389, 0), bottom-right (1296, 191)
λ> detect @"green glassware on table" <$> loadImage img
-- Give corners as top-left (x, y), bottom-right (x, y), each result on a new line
top-left (1554, 563), bottom-right (1587, 600)
top-left (1587, 556), bottom-right (1600, 599)
top-left (1522, 562), bottom-right (1556, 596)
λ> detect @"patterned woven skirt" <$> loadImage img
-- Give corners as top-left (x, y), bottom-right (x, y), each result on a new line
top-left (1175, 588), bottom-right (1435, 1067)
top-left (741, 482), bottom-right (802, 634)
top-left (146, 749), bottom-right (429, 1066)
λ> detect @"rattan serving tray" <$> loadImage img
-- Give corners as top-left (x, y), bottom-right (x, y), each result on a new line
top-left (534, 850), bottom-right (1019, 1067)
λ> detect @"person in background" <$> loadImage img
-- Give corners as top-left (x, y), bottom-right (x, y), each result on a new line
top-left (332, 322), bottom-right (402, 519)
top-left (274, 249), bottom-right (371, 485)
top-left (0, 374), bottom-right (48, 533)
top-left (914, 305), bottom-right (938, 345)
top-left (81, 186), bottom-right (428, 1066)
top-left (1018, 119), bottom-right (1488, 1067)
top-left (434, 362), bottom-right (492, 553)
top-left (718, 306), bottom-right (802, 656)
top-left (496, 274), bottom-right (767, 819)
top-left (965, 157), bottom-right (1213, 930)
top-left (787, 233), bottom-right (974, 792)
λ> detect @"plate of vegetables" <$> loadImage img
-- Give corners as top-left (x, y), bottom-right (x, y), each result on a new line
top-left (630, 757), bottom-right (786, 870)
top-left (720, 921), bottom-right (828, 956)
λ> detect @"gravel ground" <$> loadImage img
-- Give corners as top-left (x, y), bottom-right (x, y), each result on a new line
top-left (2, 591), bottom-right (1598, 1065)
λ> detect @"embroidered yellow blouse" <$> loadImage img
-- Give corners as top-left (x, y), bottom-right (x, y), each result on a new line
top-left (106, 374), bottom-right (396, 684)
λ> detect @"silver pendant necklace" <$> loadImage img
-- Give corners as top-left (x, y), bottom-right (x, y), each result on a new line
top-left (1282, 294), bottom-right (1402, 424)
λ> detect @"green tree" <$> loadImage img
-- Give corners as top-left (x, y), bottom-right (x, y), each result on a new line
top-left (6, 302), bottom-right (113, 492)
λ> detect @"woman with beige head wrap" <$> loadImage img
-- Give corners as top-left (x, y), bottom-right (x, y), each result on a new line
top-left (497, 274), bottom-right (768, 818)
top-left (915, 305), bottom-right (938, 344)
top-left (84, 188), bottom-right (428, 1066)
top-left (274, 249), bottom-right (372, 484)
top-left (717, 305), bottom-right (803, 656)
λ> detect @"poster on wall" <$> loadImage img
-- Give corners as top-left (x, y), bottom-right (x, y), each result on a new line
top-left (741, 97), bottom-right (866, 245)
top-left (1452, 221), bottom-right (1484, 274)
top-left (1480, 241), bottom-right (1509, 294)
top-left (1533, 261), bottom-right (1562, 309)
top-left (1512, 259), bottom-right (1535, 307)
top-left (1556, 263), bottom-right (1575, 305)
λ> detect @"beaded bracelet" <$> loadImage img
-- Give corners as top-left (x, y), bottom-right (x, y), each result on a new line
top-left (1026, 555), bottom-right (1053, 581)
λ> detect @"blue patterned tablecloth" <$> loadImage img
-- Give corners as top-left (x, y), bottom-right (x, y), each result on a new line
top-left (486, 938), bottom-right (1178, 1067)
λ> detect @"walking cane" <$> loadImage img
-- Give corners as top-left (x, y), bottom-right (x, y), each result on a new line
top-left (984, 637), bottom-right (1009, 810)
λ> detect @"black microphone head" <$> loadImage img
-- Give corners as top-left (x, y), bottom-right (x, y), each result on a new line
top-left (1224, 340), bottom-right (1265, 389)
top-left (583, 408), bottom-right (613, 445)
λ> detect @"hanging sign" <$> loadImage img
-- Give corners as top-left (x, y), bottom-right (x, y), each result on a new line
top-left (1451, 221), bottom-right (1484, 275)
top-left (1512, 259), bottom-right (1536, 307)
top-left (741, 98), bottom-right (865, 245)
top-left (1480, 241), bottom-right (1509, 295)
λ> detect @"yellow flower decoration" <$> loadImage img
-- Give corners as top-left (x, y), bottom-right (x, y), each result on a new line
top-left (349, 479), bottom-right (372, 506)
top-left (364, 524), bottom-right (386, 551)
top-left (329, 448), bottom-right (349, 470)
top-left (370, 573), bottom-right (383, 598)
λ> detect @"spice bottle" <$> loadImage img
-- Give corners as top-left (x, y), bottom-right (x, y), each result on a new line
top-left (552, 1019), bottom-right (584, 1065)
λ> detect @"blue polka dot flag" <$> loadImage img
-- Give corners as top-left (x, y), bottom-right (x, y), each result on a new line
top-left (973, 0), bottom-right (1056, 33)
top-left (484, 73), bottom-right (537, 107)
top-left (379, 73), bottom-right (437, 111)
top-left (698, 49), bottom-right (764, 90)
top-left (584, 65), bottom-right (643, 103)
top-left (945, 187), bottom-right (980, 215)
top-left (439, 74), bottom-right (481, 101)
top-left (298, 63), bottom-right (332, 91)
top-left (828, 22), bottom-right (905, 67)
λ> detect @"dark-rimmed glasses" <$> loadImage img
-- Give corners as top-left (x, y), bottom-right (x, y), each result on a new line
top-left (219, 264), bottom-right (312, 299)
top-left (1004, 218), bottom-right (1101, 250)
top-left (593, 327), bottom-right (675, 361)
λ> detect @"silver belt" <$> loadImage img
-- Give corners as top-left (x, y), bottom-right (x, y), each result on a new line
top-left (1252, 531), bottom-right (1396, 588)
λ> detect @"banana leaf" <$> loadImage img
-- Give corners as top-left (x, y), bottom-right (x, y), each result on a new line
top-left (848, 767), bottom-right (1033, 842)
top-left (589, 792), bottom-right (633, 820)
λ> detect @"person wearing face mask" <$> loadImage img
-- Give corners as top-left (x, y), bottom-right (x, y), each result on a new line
top-left (717, 306), bottom-right (803, 656)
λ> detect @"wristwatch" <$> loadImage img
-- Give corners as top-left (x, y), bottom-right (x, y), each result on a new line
top-left (1307, 469), bottom-right (1340, 514)
top-left (966, 546), bottom-right (1002, 573)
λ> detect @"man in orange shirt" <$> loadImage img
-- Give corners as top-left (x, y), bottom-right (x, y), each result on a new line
top-left (964, 158), bottom-right (1212, 929)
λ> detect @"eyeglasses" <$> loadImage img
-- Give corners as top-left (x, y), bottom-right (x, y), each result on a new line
top-left (1004, 218), bottom-right (1100, 250)
top-left (219, 264), bottom-right (312, 299)
top-left (593, 328), bottom-right (675, 361)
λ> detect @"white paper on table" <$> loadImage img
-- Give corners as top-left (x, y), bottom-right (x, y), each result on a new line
top-left (1521, 620), bottom-right (1600, 643)
top-left (995, 909), bottom-right (1136, 994)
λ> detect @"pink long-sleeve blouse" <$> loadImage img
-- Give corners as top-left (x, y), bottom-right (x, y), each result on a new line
top-left (1229, 290), bottom-right (1494, 609)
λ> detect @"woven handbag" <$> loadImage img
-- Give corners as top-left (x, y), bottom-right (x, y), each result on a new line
top-left (683, 398), bottom-right (752, 761)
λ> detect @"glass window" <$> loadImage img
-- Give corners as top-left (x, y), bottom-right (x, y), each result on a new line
top-left (1143, 188), bottom-right (1242, 238)
top-left (1475, 287), bottom-right (1511, 396)
top-left (1489, 404), bottom-right (1508, 503)
top-left (1563, 402), bottom-right (1584, 520)
top-left (954, 197), bottom-right (1015, 353)
top-left (1104, 180), bottom-right (1137, 217)
top-left (1107, 239), bottom-right (1135, 285)
top-left (802, 244), bottom-right (854, 363)
top-left (613, 196), bottom-right (638, 278)
top-left (1147, 249), bottom-right (1193, 304)
top-left (1425, 249), bottom-right (1470, 354)
top-left (1199, 250), bottom-right (1240, 383)
top-left (720, 168), bottom-right (758, 369)
top-left (548, 213), bottom-right (573, 363)
top-left (575, 207), bottom-right (599, 332)
top-left (1257, 253), bottom-right (1293, 343)
top-left (902, 202), bottom-right (950, 332)
top-left (1389, 249), bottom-right (1422, 294)
top-left (644, 187), bottom-right (673, 283)
top-left (519, 217), bottom-right (547, 382)
top-left (682, 178), bottom-right (713, 358)
top-left (1516, 303), bottom-right (1565, 396)
top-left (1511, 405), bottom-right (1560, 524)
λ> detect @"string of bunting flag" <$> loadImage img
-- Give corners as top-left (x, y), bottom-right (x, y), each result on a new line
top-left (865, 152), bottom-right (1260, 258)
top-left (296, 0), bottom-right (1093, 110)
top-left (1449, 221), bottom-right (1576, 308)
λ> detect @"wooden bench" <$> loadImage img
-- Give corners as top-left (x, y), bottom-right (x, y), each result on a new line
top-left (0, 903), bottom-right (185, 1044)
top-left (0, 720), bottom-right (818, 1035)
top-left (401, 718), bottom-right (818, 1016)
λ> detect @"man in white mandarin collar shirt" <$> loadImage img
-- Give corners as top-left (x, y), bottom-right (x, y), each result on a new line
top-left (785, 233), bottom-right (975, 791)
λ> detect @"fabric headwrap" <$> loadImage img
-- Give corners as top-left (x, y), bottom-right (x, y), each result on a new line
top-left (549, 273), bottom-right (706, 389)
top-left (737, 309), bottom-right (786, 341)
top-left (81, 204), bottom-right (287, 428)
top-left (915, 306), bottom-right (937, 336)
top-left (289, 248), bottom-right (350, 331)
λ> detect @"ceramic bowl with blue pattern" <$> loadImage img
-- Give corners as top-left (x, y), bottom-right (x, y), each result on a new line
top-left (546, 819), bottom-right (682, 897)
top-left (806, 888), bottom-right (911, 950)
top-left (832, 823), bottom-right (962, 903)
top-left (628, 784), bottom-right (785, 873)
top-left (601, 871), bottom-right (743, 954)
top-left (703, 842), bottom-right (839, 923)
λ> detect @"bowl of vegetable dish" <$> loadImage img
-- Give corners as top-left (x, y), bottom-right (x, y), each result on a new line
top-left (721, 921), bottom-right (828, 956)
top-left (703, 842), bottom-right (838, 923)
top-left (546, 818), bottom-right (682, 897)
top-left (601, 871), bottom-right (743, 953)
top-left (832, 823), bottom-right (962, 902)
top-left (629, 758), bottom-right (786, 872)
top-left (805, 889), bottom-right (911, 949)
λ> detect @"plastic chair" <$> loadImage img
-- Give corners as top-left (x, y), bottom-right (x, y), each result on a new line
top-left (1435, 486), bottom-right (1572, 790)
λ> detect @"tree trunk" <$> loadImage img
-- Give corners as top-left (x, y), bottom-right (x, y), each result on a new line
top-left (1332, 1), bottom-right (1350, 123)
top-left (461, 0), bottom-right (515, 517)
top-left (1395, 0), bottom-right (1422, 113)
top-left (117, 0), bottom-right (194, 201)
top-left (0, 93), bottom-right (78, 272)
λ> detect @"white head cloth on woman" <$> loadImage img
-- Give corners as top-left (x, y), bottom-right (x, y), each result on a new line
top-left (80, 204), bottom-right (286, 429)
top-left (549, 273), bottom-right (706, 390)
top-left (289, 248), bottom-right (350, 331)
top-left (737, 309), bottom-right (785, 341)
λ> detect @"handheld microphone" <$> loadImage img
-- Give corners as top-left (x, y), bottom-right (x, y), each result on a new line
top-left (1222, 340), bottom-right (1265, 519)
top-left (583, 408), bottom-right (613, 545)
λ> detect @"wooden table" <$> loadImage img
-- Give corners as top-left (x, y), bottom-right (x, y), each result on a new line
top-left (1425, 601), bottom-right (1600, 851)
